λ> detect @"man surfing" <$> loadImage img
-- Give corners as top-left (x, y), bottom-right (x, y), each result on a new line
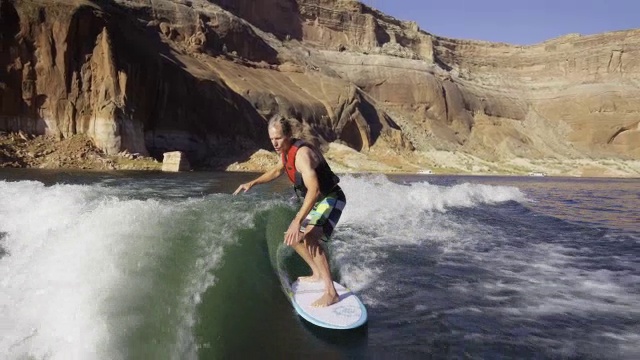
top-left (233, 117), bottom-right (346, 308)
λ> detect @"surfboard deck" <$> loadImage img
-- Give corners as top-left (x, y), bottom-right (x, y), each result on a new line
top-left (287, 279), bottom-right (367, 330)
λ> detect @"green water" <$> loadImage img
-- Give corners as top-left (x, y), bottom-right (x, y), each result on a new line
top-left (195, 205), bottom-right (367, 359)
top-left (3, 169), bottom-right (638, 360)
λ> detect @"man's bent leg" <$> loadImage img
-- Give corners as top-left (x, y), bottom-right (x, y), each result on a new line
top-left (304, 226), bottom-right (339, 307)
top-left (291, 231), bottom-right (321, 282)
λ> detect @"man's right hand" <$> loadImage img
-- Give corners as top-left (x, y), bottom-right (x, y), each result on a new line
top-left (233, 182), bottom-right (253, 195)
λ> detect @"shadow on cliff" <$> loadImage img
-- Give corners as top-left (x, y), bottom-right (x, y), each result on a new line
top-left (212, 0), bottom-right (303, 41)
top-left (85, 0), bottom-right (271, 169)
top-left (0, 1), bottom-right (20, 79)
top-left (0, 0), bottom-right (51, 134)
top-left (0, 1), bottom-right (28, 120)
top-left (335, 89), bottom-right (403, 152)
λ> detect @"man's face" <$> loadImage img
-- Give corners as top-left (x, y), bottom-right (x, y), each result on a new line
top-left (268, 125), bottom-right (291, 154)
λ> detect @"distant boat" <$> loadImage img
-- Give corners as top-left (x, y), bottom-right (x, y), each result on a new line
top-left (528, 172), bottom-right (546, 177)
top-left (417, 169), bottom-right (433, 174)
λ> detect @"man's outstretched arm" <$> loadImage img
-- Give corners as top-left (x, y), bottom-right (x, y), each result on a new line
top-left (233, 162), bottom-right (284, 195)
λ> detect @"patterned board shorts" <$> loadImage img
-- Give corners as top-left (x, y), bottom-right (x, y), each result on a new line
top-left (300, 187), bottom-right (346, 241)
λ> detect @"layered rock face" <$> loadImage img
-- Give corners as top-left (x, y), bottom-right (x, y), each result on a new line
top-left (432, 32), bottom-right (640, 159)
top-left (0, 0), bottom-right (638, 171)
top-left (0, 0), bottom-right (274, 164)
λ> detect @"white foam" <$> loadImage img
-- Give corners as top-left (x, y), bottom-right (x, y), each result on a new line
top-left (480, 242), bottom-right (640, 316)
top-left (170, 195), bottom-right (263, 359)
top-left (328, 175), bottom-right (525, 305)
top-left (446, 236), bottom-right (640, 356)
top-left (339, 174), bottom-right (525, 216)
top-left (328, 174), bottom-right (640, 346)
top-left (0, 181), bottom-right (258, 360)
top-left (334, 175), bottom-right (525, 243)
top-left (0, 181), bottom-right (113, 358)
top-left (0, 181), bottom-right (182, 358)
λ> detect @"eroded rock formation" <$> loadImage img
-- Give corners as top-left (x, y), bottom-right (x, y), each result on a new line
top-left (1, 0), bottom-right (638, 173)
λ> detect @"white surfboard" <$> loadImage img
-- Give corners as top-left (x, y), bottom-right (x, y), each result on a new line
top-left (287, 279), bottom-right (367, 330)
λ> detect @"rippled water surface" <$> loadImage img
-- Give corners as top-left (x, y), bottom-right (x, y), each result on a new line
top-left (1, 169), bottom-right (638, 359)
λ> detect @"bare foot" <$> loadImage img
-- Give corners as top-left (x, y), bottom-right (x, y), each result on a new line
top-left (311, 292), bottom-right (339, 307)
top-left (298, 275), bottom-right (322, 283)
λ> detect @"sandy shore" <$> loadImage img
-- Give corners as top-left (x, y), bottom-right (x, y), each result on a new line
top-left (226, 142), bottom-right (640, 178)
top-left (2, 132), bottom-right (639, 178)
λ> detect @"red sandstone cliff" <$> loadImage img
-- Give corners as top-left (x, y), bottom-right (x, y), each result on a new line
top-left (1, 0), bottom-right (638, 175)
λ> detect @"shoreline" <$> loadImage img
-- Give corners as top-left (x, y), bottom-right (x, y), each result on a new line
top-left (1, 133), bottom-right (638, 178)
top-left (2, 163), bottom-right (639, 180)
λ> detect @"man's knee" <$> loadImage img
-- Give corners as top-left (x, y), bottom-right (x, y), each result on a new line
top-left (303, 227), bottom-right (324, 255)
top-left (304, 226), bottom-right (323, 243)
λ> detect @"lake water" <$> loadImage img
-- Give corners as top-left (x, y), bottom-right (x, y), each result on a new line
top-left (1, 169), bottom-right (638, 359)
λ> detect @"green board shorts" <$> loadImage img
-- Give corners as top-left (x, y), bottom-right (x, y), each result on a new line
top-left (301, 186), bottom-right (346, 242)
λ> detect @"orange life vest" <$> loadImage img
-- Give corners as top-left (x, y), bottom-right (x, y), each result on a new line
top-left (281, 139), bottom-right (339, 197)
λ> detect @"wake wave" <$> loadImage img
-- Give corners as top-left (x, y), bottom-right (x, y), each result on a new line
top-left (339, 174), bottom-right (525, 219)
top-left (0, 181), bottom-right (263, 360)
top-left (0, 175), bottom-right (531, 358)
top-left (324, 175), bottom-right (527, 304)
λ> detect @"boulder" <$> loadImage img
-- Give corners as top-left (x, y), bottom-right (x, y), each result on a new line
top-left (162, 151), bottom-right (190, 172)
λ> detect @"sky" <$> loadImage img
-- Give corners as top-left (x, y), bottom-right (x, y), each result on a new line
top-left (360, 0), bottom-right (639, 45)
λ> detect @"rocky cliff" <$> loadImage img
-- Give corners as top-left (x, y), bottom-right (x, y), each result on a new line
top-left (1, 0), bottom-right (638, 176)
